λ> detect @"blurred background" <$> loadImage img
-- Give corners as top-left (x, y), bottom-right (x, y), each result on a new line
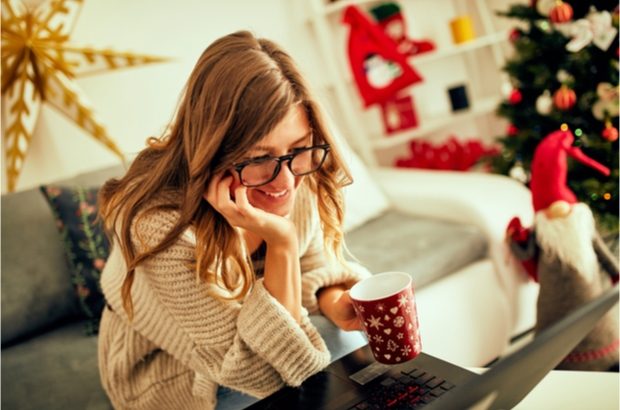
top-left (2, 0), bottom-right (618, 230)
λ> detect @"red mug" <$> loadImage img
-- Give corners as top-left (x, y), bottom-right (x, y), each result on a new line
top-left (350, 271), bottom-right (422, 364)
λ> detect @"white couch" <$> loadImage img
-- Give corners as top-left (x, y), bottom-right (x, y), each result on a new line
top-left (337, 148), bottom-right (540, 368)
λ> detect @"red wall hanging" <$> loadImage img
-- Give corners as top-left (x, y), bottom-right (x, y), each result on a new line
top-left (342, 5), bottom-right (423, 107)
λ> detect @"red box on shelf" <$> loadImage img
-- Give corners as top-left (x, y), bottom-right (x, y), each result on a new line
top-left (379, 93), bottom-right (419, 135)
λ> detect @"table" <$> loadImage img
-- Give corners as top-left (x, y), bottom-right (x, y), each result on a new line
top-left (469, 367), bottom-right (619, 409)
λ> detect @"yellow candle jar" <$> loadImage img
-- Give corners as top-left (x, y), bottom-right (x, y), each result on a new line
top-left (450, 15), bottom-right (476, 44)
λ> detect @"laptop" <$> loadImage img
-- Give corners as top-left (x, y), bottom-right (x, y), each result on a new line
top-left (248, 284), bottom-right (619, 410)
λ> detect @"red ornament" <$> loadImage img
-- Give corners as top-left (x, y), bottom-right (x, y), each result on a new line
top-left (507, 124), bottom-right (519, 136)
top-left (553, 85), bottom-right (577, 110)
top-left (602, 124), bottom-right (619, 142)
top-left (509, 89), bottom-right (523, 104)
top-left (509, 28), bottom-right (521, 43)
top-left (549, 1), bottom-right (573, 23)
top-left (395, 137), bottom-right (498, 171)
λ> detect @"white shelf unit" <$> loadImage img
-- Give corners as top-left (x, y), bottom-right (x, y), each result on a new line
top-left (305, 0), bottom-right (513, 167)
top-left (372, 96), bottom-right (501, 150)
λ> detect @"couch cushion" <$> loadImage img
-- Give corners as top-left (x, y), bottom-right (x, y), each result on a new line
top-left (345, 210), bottom-right (487, 288)
top-left (1, 165), bottom-right (125, 345)
top-left (1, 322), bottom-right (111, 410)
top-left (40, 185), bottom-right (111, 335)
top-left (1, 187), bottom-right (81, 345)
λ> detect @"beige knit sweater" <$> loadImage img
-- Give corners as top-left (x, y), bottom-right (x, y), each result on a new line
top-left (98, 184), bottom-right (368, 409)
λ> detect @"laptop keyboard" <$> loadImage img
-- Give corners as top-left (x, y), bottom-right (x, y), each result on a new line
top-left (347, 367), bottom-right (455, 410)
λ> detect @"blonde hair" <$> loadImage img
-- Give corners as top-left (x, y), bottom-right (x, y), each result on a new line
top-left (99, 31), bottom-right (352, 318)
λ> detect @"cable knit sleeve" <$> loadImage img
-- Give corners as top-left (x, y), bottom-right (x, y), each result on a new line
top-left (293, 188), bottom-right (372, 314)
top-left (126, 209), bottom-right (330, 399)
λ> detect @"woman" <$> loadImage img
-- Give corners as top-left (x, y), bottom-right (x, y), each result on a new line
top-left (97, 30), bottom-right (369, 409)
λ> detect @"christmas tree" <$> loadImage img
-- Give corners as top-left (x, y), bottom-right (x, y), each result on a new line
top-left (492, 0), bottom-right (619, 233)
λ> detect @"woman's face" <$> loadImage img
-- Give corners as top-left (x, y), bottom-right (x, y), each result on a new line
top-left (230, 105), bottom-right (312, 217)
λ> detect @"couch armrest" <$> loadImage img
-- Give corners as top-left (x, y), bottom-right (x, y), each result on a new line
top-left (368, 167), bottom-right (533, 238)
top-left (368, 167), bottom-right (539, 335)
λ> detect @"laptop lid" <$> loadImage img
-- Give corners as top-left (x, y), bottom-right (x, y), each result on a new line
top-left (426, 284), bottom-right (619, 410)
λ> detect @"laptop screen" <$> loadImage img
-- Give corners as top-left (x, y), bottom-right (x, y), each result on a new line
top-left (426, 284), bottom-right (619, 410)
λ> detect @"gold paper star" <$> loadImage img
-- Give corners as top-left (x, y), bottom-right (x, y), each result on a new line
top-left (1, 0), bottom-right (169, 191)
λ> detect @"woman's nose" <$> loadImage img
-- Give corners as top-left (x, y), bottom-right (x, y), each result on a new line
top-left (271, 161), bottom-right (295, 186)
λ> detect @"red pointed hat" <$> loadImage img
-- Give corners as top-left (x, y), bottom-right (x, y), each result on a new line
top-left (529, 129), bottom-right (610, 212)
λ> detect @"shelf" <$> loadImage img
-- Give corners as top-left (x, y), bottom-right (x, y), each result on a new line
top-left (372, 96), bottom-right (500, 150)
top-left (319, 29), bottom-right (508, 91)
top-left (408, 31), bottom-right (508, 65)
top-left (307, 0), bottom-right (509, 166)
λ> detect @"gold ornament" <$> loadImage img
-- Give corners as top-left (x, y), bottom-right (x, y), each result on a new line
top-left (1, 0), bottom-right (169, 191)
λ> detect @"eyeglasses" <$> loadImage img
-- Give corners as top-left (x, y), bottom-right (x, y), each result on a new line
top-left (233, 144), bottom-right (331, 187)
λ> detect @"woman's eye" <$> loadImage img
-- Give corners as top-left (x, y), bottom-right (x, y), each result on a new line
top-left (248, 154), bottom-right (272, 163)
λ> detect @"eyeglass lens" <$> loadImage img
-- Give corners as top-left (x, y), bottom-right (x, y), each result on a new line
top-left (240, 147), bottom-right (327, 186)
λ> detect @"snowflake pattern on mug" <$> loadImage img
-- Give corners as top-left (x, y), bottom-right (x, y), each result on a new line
top-left (353, 284), bottom-right (422, 364)
top-left (398, 294), bottom-right (409, 307)
top-left (367, 315), bottom-right (383, 330)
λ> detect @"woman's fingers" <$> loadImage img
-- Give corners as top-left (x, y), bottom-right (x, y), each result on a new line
top-left (206, 174), bottom-right (236, 216)
top-left (339, 290), bottom-right (352, 304)
top-left (234, 185), bottom-right (256, 217)
top-left (204, 173), bottom-right (291, 241)
top-left (204, 172), bottom-right (224, 204)
top-left (206, 175), bottom-right (261, 229)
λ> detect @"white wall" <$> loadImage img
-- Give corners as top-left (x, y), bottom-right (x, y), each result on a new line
top-left (2, 0), bottom-right (324, 192)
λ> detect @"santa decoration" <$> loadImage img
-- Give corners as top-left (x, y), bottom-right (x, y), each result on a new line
top-left (342, 5), bottom-right (423, 107)
top-left (506, 129), bottom-right (619, 371)
top-left (369, 2), bottom-right (435, 56)
top-left (529, 128), bottom-right (610, 214)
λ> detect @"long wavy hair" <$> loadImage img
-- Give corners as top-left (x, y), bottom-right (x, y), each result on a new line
top-left (99, 31), bottom-right (353, 318)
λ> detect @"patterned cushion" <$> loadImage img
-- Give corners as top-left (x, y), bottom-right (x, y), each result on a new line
top-left (39, 185), bottom-right (109, 335)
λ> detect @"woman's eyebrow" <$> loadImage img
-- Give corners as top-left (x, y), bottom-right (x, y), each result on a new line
top-left (250, 132), bottom-right (312, 153)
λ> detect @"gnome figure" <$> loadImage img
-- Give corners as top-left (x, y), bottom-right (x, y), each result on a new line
top-left (508, 129), bottom-right (619, 371)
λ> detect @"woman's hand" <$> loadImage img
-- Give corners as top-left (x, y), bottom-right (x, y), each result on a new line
top-left (205, 173), bottom-right (296, 246)
top-left (318, 286), bottom-right (364, 331)
top-left (206, 172), bottom-right (302, 322)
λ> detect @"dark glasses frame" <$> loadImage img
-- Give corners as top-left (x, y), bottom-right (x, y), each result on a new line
top-left (233, 143), bottom-right (331, 187)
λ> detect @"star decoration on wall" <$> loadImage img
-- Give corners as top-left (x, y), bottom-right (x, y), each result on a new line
top-left (1, 0), bottom-right (169, 191)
